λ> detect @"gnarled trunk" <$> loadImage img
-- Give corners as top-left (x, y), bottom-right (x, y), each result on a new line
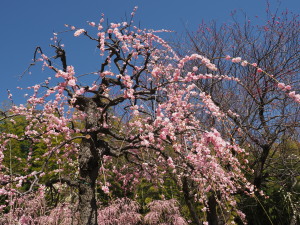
top-left (77, 98), bottom-right (102, 225)
top-left (78, 137), bottom-right (99, 225)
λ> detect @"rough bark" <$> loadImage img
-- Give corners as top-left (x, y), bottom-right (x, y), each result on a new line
top-left (78, 137), bottom-right (99, 225)
top-left (78, 98), bottom-right (102, 225)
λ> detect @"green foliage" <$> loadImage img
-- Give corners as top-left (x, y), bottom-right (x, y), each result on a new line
top-left (236, 139), bottom-right (300, 225)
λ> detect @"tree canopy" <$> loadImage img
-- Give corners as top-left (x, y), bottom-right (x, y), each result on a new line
top-left (0, 6), bottom-right (299, 225)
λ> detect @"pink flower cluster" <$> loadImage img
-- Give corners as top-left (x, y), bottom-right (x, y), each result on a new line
top-left (74, 29), bottom-right (85, 37)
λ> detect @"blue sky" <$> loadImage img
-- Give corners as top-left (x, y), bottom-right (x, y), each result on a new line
top-left (1, 0), bottom-right (300, 105)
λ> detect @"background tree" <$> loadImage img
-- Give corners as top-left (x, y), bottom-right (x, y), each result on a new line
top-left (178, 6), bottom-right (300, 224)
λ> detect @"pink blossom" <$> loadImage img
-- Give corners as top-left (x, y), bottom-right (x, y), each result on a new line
top-left (110, 23), bottom-right (120, 28)
top-left (241, 60), bottom-right (248, 66)
top-left (289, 91), bottom-right (296, 98)
top-left (76, 88), bottom-right (85, 95)
top-left (294, 94), bottom-right (300, 103)
top-left (257, 68), bottom-right (263, 73)
top-left (285, 85), bottom-right (292, 90)
top-left (101, 185), bottom-right (109, 194)
top-left (277, 82), bottom-right (286, 89)
top-left (89, 84), bottom-right (98, 91)
top-left (74, 29), bottom-right (86, 37)
top-left (231, 57), bottom-right (242, 63)
top-left (67, 79), bottom-right (76, 86)
top-left (89, 22), bottom-right (96, 27)
top-left (167, 157), bottom-right (176, 169)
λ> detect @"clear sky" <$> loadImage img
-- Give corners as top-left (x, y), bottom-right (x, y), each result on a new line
top-left (1, 0), bottom-right (300, 105)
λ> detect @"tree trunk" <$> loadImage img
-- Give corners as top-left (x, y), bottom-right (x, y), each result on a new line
top-left (254, 145), bottom-right (270, 188)
top-left (78, 137), bottom-right (99, 225)
top-left (77, 98), bottom-right (101, 225)
top-left (182, 177), bottom-right (201, 225)
top-left (207, 195), bottom-right (218, 225)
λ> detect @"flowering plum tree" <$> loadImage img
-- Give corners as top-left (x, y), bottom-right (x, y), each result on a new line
top-left (1, 7), bottom-right (298, 225)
